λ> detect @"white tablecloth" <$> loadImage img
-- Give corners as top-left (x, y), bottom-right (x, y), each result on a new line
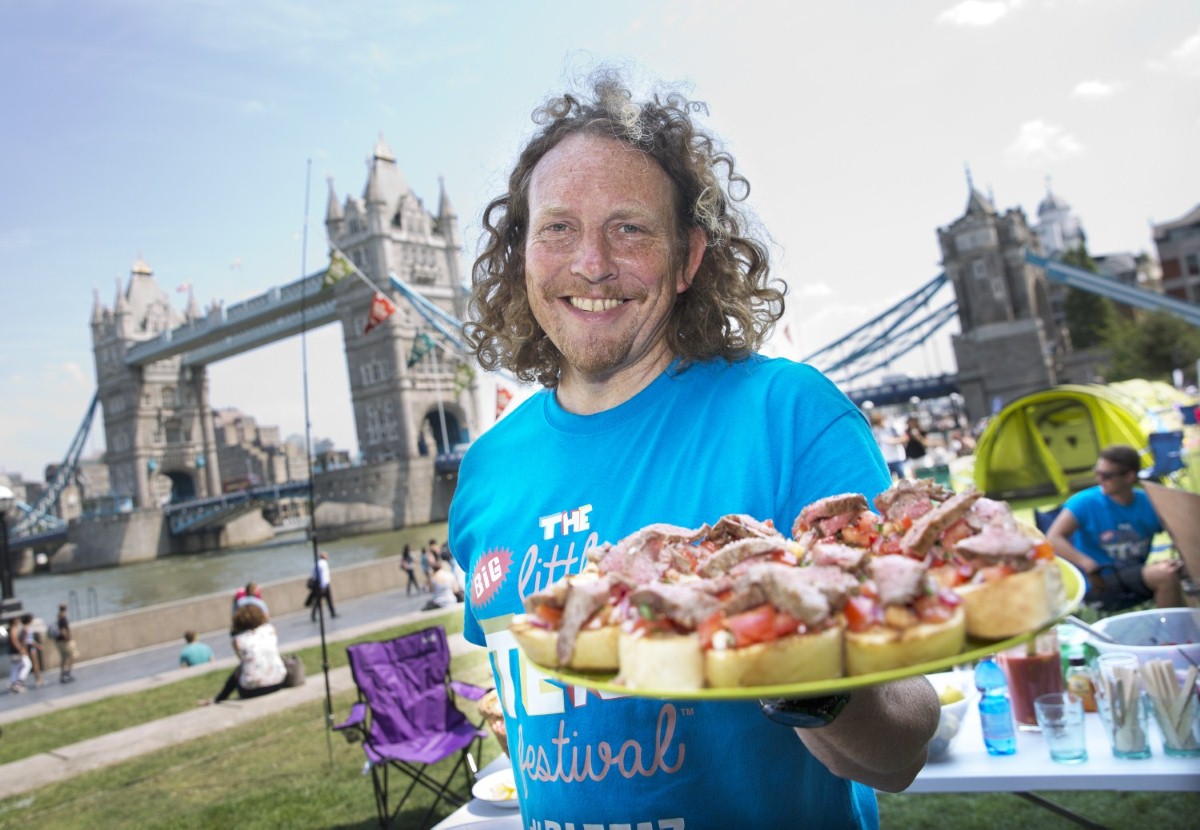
top-left (435, 685), bottom-right (1200, 828)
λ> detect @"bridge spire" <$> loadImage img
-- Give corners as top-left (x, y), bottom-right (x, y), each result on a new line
top-left (324, 173), bottom-right (343, 233)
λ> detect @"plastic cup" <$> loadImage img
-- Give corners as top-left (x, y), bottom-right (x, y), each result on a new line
top-left (1143, 667), bottom-right (1200, 758)
top-left (1034, 692), bottom-right (1088, 763)
top-left (1095, 652), bottom-right (1151, 759)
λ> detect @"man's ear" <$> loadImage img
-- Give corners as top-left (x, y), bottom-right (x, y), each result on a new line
top-left (677, 226), bottom-right (707, 293)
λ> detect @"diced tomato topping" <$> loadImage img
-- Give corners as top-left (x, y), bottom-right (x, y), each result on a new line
top-left (773, 611), bottom-right (802, 638)
top-left (928, 564), bottom-right (965, 589)
top-left (726, 605), bottom-right (779, 648)
top-left (876, 538), bottom-right (903, 556)
top-left (770, 549), bottom-right (799, 566)
top-left (841, 523), bottom-right (879, 548)
top-left (533, 604), bottom-right (563, 627)
top-left (901, 514), bottom-right (914, 530)
top-left (1033, 541), bottom-right (1056, 561)
top-left (843, 596), bottom-right (877, 633)
top-left (914, 593), bottom-right (956, 624)
top-left (697, 612), bottom-right (725, 649)
top-left (939, 519), bottom-right (975, 548)
top-left (859, 580), bottom-right (879, 600)
top-left (976, 565), bottom-right (1015, 584)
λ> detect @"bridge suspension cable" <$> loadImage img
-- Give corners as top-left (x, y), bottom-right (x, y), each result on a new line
top-left (11, 390), bottom-right (99, 541)
top-left (800, 273), bottom-right (957, 384)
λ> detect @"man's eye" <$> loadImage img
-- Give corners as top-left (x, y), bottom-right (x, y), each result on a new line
top-left (544, 222), bottom-right (570, 233)
top-left (617, 223), bottom-right (643, 234)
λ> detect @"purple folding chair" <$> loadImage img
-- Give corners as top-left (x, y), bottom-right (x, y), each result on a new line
top-left (334, 626), bottom-right (490, 829)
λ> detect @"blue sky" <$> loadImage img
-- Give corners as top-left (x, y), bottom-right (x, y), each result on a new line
top-left (1, 0), bottom-right (1197, 481)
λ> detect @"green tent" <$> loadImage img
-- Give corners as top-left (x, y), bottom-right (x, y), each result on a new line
top-left (972, 384), bottom-right (1153, 499)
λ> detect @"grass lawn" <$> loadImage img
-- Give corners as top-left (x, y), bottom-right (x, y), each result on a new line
top-left (2, 609), bottom-right (1197, 829)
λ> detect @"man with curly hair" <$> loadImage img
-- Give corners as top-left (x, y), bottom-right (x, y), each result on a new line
top-left (449, 71), bottom-right (938, 828)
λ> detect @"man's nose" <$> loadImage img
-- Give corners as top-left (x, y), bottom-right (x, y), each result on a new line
top-left (571, 227), bottom-right (615, 283)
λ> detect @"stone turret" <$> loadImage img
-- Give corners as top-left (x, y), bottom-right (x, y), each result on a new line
top-left (322, 135), bottom-right (476, 475)
top-left (938, 176), bottom-right (1068, 419)
top-left (90, 258), bottom-right (219, 509)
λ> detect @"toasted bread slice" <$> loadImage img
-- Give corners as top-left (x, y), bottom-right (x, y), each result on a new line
top-left (955, 561), bottom-right (1066, 640)
top-left (844, 605), bottom-right (966, 676)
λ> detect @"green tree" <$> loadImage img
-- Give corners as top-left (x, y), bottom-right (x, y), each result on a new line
top-left (1104, 309), bottom-right (1200, 383)
top-left (1059, 245), bottom-right (1116, 349)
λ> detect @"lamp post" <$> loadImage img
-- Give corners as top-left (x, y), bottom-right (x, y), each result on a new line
top-left (0, 484), bottom-right (14, 601)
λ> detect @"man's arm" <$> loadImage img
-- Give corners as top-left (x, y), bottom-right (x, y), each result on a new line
top-left (1045, 509), bottom-right (1098, 575)
top-left (795, 676), bottom-right (940, 792)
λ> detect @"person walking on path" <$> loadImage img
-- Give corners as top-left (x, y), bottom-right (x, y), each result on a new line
top-left (309, 550), bottom-right (337, 621)
top-left (418, 542), bottom-right (434, 591)
top-left (51, 603), bottom-right (77, 683)
top-left (400, 544), bottom-right (421, 595)
top-left (7, 614), bottom-right (32, 693)
top-left (903, 414), bottom-right (929, 477)
top-left (23, 618), bottom-right (44, 688)
top-left (179, 631), bottom-right (214, 667)
top-left (870, 411), bottom-right (907, 480)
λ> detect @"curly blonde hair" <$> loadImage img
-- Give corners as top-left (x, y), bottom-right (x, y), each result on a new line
top-left (465, 71), bottom-right (785, 387)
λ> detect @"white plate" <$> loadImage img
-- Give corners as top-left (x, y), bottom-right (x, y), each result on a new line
top-left (471, 768), bottom-right (519, 808)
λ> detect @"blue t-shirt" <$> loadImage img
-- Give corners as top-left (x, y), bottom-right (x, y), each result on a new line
top-left (179, 641), bottom-right (214, 667)
top-left (1063, 485), bottom-right (1162, 567)
top-left (450, 356), bottom-right (891, 830)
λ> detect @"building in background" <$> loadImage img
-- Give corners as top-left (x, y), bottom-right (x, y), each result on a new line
top-left (1153, 203), bottom-right (1200, 304)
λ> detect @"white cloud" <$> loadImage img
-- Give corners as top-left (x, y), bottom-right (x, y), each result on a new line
top-left (794, 282), bottom-right (834, 299)
top-left (937, 0), bottom-right (1023, 28)
top-left (1072, 80), bottom-right (1117, 98)
top-left (1004, 120), bottom-right (1084, 166)
top-left (1148, 25), bottom-right (1200, 78)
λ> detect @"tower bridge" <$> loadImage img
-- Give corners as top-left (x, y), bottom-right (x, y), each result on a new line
top-left (9, 172), bottom-right (1198, 567)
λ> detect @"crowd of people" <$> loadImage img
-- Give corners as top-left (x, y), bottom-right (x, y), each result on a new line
top-left (868, 407), bottom-right (978, 481)
top-left (6, 602), bottom-right (78, 693)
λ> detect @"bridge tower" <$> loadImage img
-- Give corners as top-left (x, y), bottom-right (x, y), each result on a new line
top-left (937, 182), bottom-right (1069, 419)
top-left (324, 136), bottom-right (477, 484)
top-left (90, 259), bottom-right (222, 509)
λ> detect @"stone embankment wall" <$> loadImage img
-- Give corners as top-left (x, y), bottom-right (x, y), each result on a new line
top-left (34, 554), bottom-right (408, 670)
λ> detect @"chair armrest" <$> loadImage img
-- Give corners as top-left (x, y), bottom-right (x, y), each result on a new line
top-left (450, 681), bottom-right (491, 702)
top-left (334, 702), bottom-right (367, 732)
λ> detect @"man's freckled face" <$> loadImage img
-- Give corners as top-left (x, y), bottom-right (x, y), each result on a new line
top-left (523, 133), bottom-right (689, 382)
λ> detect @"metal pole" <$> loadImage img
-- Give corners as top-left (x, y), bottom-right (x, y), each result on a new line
top-left (0, 512), bottom-right (12, 600)
top-left (430, 344), bottom-right (450, 453)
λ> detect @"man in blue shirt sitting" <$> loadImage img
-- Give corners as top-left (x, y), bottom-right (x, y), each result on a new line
top-left (1047, 444), bottom-right (1184, 610)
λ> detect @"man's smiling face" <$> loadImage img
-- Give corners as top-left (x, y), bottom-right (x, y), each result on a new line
top-left (523, 133), bottom-right (703, 392)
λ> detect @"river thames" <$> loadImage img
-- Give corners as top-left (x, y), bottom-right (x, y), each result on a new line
top-left (11, 522), bottom-right (448, 622)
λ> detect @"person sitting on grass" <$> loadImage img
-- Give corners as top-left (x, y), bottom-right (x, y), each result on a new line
top-left (200, 604), bottom-right (286, 705)
top-left (179, 631), bottom-right (214, 668)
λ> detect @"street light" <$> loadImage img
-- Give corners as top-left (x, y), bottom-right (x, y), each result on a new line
top-left (0, 484), bottom-right (14, 600)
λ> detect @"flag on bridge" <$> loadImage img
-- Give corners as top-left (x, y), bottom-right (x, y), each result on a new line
top-left (454, 361), bottom-right (475, 396)
top-left (495, 384), bottom-right (514, 419)
top-left (322, 251), bottom-right (354, 288)
top-left (406, 331), bottom-right (436, 367)
top-left (364, 292), bottom-right (398, 334)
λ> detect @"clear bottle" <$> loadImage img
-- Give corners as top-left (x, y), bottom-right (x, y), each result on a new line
top-left (974, 657), bottom-right (1017, 755)
top-left (1065, 656), bottom-right (1098, 713)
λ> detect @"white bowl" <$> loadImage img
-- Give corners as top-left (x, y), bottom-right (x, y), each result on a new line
top-left (926, 671), bottom-right (977, 761)
top-left (1089, 608), bottom-right (1200, 671)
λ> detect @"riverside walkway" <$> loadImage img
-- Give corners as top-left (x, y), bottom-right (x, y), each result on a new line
top-left (0, 586), bottom-right (480, 799)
